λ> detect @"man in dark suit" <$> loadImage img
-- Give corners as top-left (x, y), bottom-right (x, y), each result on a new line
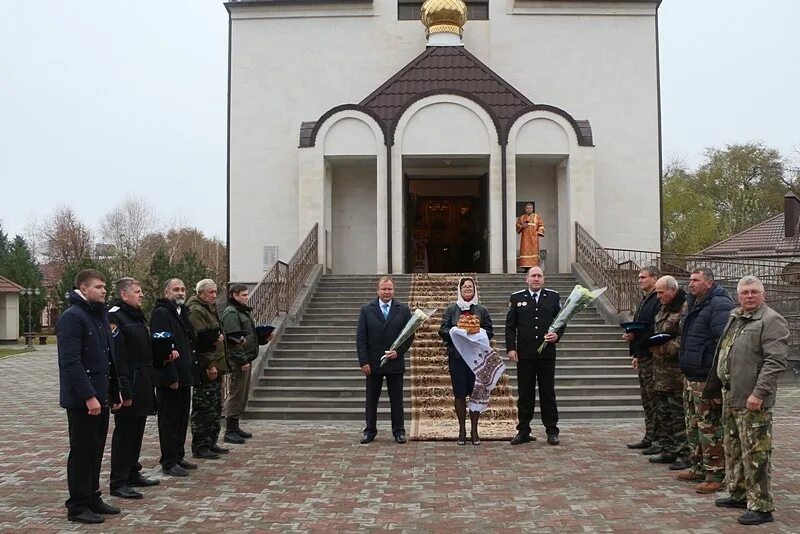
top-left (57, 269), bottom-right (122, 524)
top-left (151, 278), bottom-right (200, 477)
top-left (506, 266), bottom-right (566, 446)
top-left (108, 277), bottom-right (159, 499)
top-left (356, 276), bottom-right (414, 444)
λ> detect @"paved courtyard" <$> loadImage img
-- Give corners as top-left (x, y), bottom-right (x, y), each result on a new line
top-left (1, 347), bottom-right (799, 532)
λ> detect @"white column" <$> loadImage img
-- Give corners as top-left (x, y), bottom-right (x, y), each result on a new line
top-left (298, 147), bottom-right (326, 264)
top-left (390, 147), bottom-right (404, 273)
top-left (376, 148), bottom-right (389, 273)
top-left (505, 150), bottom-right (518, 273)
top-left (567, 147), bottom-right (596, 267)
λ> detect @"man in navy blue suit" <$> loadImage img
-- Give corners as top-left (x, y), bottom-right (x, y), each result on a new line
top-left (356, 276), bottom-right (414, 444)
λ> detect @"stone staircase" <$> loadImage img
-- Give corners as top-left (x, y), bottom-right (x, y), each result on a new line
top-left (246, 273), bottom-right (642, 421)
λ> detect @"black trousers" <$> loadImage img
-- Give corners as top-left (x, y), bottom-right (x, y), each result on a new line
top-left (110, 414), bottom-right (147, 490)
top-left (364, 372), bottom-right (404, 436)
top-left (65, 408), bottom-right (109, 515)
top-left (158, 386), bottom-right (191, 469)
top-left (516, 358), bottom-right (559, 436)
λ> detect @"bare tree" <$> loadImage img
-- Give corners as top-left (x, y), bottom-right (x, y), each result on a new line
top-left (38, 207), bottom-right (93, 266)
top-left (99, 195), bottom-right (157, 277)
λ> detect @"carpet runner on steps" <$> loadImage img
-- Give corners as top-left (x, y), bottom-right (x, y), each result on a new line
top-left (408, 273), bottom-right (518, 441)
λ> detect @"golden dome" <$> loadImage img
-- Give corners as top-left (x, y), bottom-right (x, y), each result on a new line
top-left (420, 0), bottom-right (468, 38)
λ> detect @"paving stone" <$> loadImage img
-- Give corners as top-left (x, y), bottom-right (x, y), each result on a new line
top-left (0, 348), bottom-right (798, 531)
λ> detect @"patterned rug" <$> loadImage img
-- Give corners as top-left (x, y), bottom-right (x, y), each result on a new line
top-left (408, 273), bottom-right (518, 441)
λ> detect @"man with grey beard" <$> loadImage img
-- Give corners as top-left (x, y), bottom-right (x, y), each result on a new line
top-left (151, 278), bottom-right (201, 477)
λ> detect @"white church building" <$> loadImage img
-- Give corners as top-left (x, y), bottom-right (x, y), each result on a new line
top-left (225, 0), bottom-right (662, 282)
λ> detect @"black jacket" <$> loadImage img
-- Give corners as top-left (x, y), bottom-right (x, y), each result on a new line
top-left (150, 298), bottom-right (200, 388)
top-left (57, 291), bottom-right (119, 410)
top-left (630, 290), bottom-right (660, 358)
top-left (356, 299), bottom-right (414, 375)
top-left (108, 300), bottom-right (156, 417)
top-left (439, 303), bottom-right (494, 360)
top-left (505, 288), bottom-right (565, 360)
top-left (679, 283), bottom-right (735, 381)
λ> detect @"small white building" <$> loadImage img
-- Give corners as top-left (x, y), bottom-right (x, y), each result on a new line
top-left (0, 276), bottom-right (22, 344)
top-left (226, 0), bottom-right (662, 281)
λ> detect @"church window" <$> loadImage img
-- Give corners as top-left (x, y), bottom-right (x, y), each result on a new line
top-left (398, 1), bottom-right (489, 21)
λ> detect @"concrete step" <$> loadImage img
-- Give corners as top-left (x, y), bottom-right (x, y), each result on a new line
top-left (258, 374), bottom-right (638, 388)
top-left (276, 342), bottom-right (628, 351)
top-left (244, 405), bottom-right (642, 421)
top-left (267, 356), bottom-right (632, 368)
top-left (278, 332), bottom-right (624, 342)
top-left (282, 325), bottom-right (623, 335)
top-left (270, 347), bottom-right (630, 358)
top-left (247, 394), bottom-right (641, 409)
top-left (263, 365), bottom-right (634, 377)
top-left (252, 383), bottom-right (642, 398)
top-left (297, 316), bottom-right (609, 325)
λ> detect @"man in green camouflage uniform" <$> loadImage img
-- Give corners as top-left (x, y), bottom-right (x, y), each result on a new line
top-left (647, 276), bottom-right (688, 465)
top-left (187, 279), bottom-right (232, 459)
top-left (705, 275), bottom-right (788, 526)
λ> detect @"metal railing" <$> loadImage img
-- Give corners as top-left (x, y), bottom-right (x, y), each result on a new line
top-left (248, 224), bottom-right (318, 325)
top-left (575, 222), bottom-right (800, 351)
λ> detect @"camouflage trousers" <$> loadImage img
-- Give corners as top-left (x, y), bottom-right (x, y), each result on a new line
top-left (722, 391), bottom-right (774, 512)
top-left (191, 377), bottom-right (222, 452)
top-left (654, 390), bottom-right (687, 456)
top-left (636, 357), bottom-right (658, 444)
top-left (683, 379), bottom-right (725, 481)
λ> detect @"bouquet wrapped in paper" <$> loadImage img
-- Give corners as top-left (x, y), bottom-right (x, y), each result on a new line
top-left (380, 308), bottom-right (436, 367)
top-left (537, 284), bottom-right (607, 353)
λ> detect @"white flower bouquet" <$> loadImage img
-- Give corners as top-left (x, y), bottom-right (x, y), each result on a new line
top-left (380, 308), bottom-right (436, 367)
top-left (537, 284), bottom-right (607, 353)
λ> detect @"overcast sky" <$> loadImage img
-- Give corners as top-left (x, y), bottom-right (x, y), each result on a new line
top-left (1, 0), bottom-right (798, 243)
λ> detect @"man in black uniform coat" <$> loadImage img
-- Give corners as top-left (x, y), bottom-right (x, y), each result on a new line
top-left (356, 276), bottom-right (414, 444)
top-left (151, 278), bottom-right (201, 476)
top-left (506, 266), bottom-right (566, 445)
top-left (57, 269), bottom-right (122, 524)
top-left (108, 277), bottom-right (160, 499)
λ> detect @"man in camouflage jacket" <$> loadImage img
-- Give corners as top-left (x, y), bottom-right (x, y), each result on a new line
top-left (647, 276), bottom-right (688, 467)
top-left (705, 276), bottom-right (788, 526)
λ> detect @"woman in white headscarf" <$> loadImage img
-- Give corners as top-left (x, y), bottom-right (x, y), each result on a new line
top-left (438, 277), bottom-right (494, 445)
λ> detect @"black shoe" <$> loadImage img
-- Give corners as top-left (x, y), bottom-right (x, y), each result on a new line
top-left (547, 434), bottom-right (560, 446)
top-left (210, 444), bottom-right (229, 454)
top-left (395, 433), bottom-right (407, 444)
top-left (738, 510), bottom-right (773, 525)
top-left (457, 431), bottom-right (467, 446)
top-left (641, 445), bottom-right (661, 455)
top-left (626, 439), bottom-right (652, 449)
top-left (110, 485), bottom-right (143, 499)
top-left (669, 458), bottom-right (691, 470)
top-left (224, 431), bottom-right (246, 444)
top-left (177, 458), bottom-right (198, 470)
top-left (89, 500), bottom-right (121, 515)
top-left (236, 428), bottom-right (253, 439)
top-left (649, 453), bottom-right (677, 464)
top-left (129, 474), bottom-right (160, 487)
top-left (360, 432), bottom-right (376, 444)
top-left (68, 510), bottom-right (104, 524)
top-left (510, 433), bottom-right (532, 445)
top-left (193, 448), bottom-right (221, 460)
top-left (715, 497), bottom-right (747, 509)
top-left (162, 464), bottom-right (190, 477)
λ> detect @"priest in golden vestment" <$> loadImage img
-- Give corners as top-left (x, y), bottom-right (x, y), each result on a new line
top-left (516, 202), bottom-right (544, 269)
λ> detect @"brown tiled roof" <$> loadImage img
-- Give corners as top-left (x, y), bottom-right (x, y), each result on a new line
top-left (701, 213), bottom-right (800, 257)
top-left (300, 46), bottom-right (593, 148)
top-left (0, 275), bottom-right (24, 294)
